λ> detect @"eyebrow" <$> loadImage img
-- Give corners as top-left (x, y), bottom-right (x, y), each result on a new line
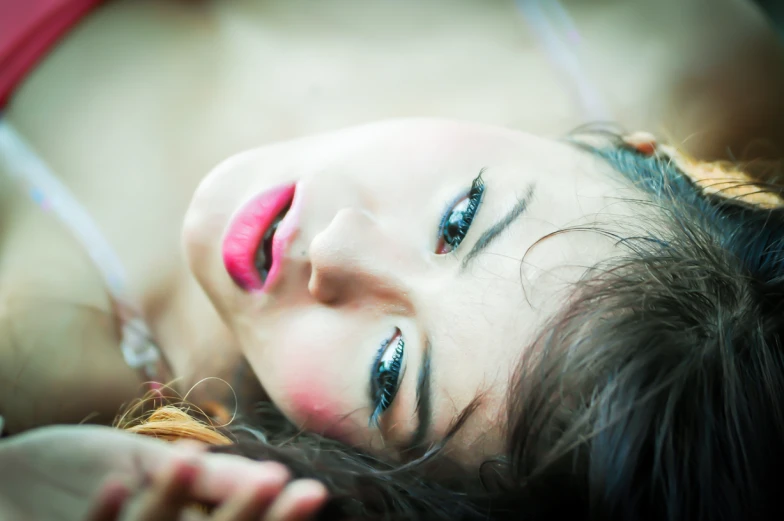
top-left (409, 338), bottom-right (432, 450)
top-left (460, 183), bottom-right (536, 271)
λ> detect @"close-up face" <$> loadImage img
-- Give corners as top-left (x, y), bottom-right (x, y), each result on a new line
top-left (182, 118), bottom-right (645, 463)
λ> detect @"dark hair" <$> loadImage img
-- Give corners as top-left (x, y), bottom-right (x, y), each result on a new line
top-left (209, 131), bottom-right (784, 521)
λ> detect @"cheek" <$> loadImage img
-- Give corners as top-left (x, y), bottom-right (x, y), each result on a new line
top-left (242, 309), bottom-right (381, 446)
top-left (270, 347), bottom-right (360, 441)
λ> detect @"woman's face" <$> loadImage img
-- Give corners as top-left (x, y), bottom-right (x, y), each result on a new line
top-left (183, 119), bottom-right (638, 462)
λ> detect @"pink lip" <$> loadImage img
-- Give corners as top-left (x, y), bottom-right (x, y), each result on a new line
top-left (222, 183), bottom-right (300, 292)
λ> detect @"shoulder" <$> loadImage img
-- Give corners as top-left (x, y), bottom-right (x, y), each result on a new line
top-left (0, 278), bottom-right (141, 434)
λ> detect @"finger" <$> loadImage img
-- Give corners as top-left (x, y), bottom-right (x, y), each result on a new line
top-left (128, 459), bottom-right (200, 521)
top-left (106, 428), bottom-right (291, 506)
top-left (209, 479), bottom-right (287, 521)
top-left (85, 478), bottom-right (132, 521)
top-left (188, 457), bottom-right (291, 505)
top-left (263, 480), bottom-right (328, 521)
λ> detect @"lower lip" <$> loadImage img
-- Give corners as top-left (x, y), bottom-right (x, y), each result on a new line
top-left (222, 183), bottom-right (296, 292)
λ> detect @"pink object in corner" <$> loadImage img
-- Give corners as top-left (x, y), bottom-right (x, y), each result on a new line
top-left (0, 0), bottom-right (105, 110)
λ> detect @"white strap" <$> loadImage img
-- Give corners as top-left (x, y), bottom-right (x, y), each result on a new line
top-left (0, 120), bottom-right (161, 374)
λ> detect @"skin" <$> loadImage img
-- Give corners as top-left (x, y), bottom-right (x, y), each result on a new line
top-left (1, 0), bottom-right (783, 434)
top-left (182, 118), bottom-right (651, 461)
top-left (0, 425), bottom-right (327, 521)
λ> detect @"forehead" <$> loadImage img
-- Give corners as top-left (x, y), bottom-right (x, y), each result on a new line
top-left (327, 120), bottom-right (635, 200)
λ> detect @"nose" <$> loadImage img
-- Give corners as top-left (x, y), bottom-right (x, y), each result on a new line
top-left (307, 207), bottom-right (415, 308)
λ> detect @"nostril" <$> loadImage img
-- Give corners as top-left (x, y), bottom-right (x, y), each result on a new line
top-left (307, 231), bottom-right (340, 303)
top-left (307, 258), bottom-right (348, 304)
top-left (307, 270), bottom-right (338, 304)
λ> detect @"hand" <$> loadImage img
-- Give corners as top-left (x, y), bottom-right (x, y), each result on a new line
top-left (0, 425), bottom-right (327, 521)
top-left (86, 444), bottom-right (327, 521)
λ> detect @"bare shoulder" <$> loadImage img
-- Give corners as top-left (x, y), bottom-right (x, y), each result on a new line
top-left (0, 279), bottom-right (141, 434)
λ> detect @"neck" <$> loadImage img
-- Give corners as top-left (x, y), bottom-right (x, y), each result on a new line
top-left (142, 269), bottom-right (243, 395)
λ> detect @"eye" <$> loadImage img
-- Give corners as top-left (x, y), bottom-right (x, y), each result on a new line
top-left (369, 331), bottom-right (406, 427)
top-left (436, 172), bottom-right (485, 255)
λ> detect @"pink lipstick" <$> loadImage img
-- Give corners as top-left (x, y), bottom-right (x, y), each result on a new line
top-left (222, 183), bottom-right (296, 292)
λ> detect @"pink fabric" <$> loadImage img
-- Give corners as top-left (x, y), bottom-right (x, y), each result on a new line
top-left (0, 0), bottom-right (104, 109)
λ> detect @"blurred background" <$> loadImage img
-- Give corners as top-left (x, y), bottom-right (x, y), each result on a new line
top-left (7, 0), bottom-right (784, 169)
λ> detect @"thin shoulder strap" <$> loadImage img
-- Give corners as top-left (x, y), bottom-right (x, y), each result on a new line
top-left (0, 119), bottom-right (164, 381)
top-left (516, 0), bottom-right (611, 122)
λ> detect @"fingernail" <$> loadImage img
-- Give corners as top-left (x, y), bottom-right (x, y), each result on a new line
top-left (174, 461), bottom-right (200, 486)
top-left (291, 479), bottom-right (329, 501)
top-left (257, 461), bottom-right (290, 482)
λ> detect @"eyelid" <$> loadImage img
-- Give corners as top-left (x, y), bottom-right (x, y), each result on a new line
top-left (436, 170), bottom-right (485, 244)
top-left (435, 171), bottom-right (486, 254)
top-left (368, 329), bottom-right (407, 427)
top-left (435, 190), bottom-right (469, 245)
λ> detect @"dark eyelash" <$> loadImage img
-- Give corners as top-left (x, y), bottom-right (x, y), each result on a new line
top-left (465, 170), bottom-right (486, 215)
top-left (436, 169), bottom-right (486, 252)
top-left (369, 336), bottom-right (405, 428)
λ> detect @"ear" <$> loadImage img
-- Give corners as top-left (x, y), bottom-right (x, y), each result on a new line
top-left (622, 131), bottom-right (658, 156)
